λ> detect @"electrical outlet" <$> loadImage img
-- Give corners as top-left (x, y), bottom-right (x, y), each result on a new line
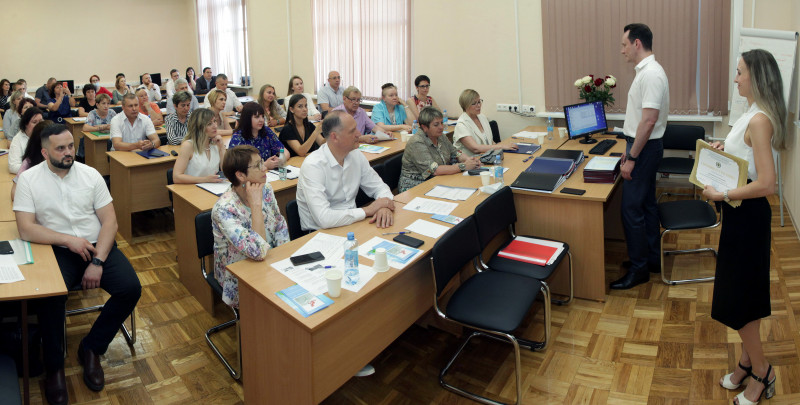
top-left (496, 103), bottom-right (516, 112)
top-left (522, 105), bottom-right (535, 114)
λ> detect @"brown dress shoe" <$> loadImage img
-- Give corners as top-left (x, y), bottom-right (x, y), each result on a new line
top-left (78, 341), bottom-right (105, 391)
top-left (44, 369), bottom-right (68, 405)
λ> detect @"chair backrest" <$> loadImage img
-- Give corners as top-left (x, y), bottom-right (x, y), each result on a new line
top-left (166, 168), bottom-right (174, 186)
top-left (355, 163), bottom-right (383, 208)
top-left (473, 186), bottom-right (517, 249)
top-left (431, 217), bottom-right (481, 296)
top-left (285, 199), bottom-right (308, 240)
top-left (195, 211), bottom-right (214, 259)
top-left (489, 120), bottom-right (501, 143)
top-left (382, 153), bottom-right (403, 192)
top-left (662, 125), bottom-right (705, 151)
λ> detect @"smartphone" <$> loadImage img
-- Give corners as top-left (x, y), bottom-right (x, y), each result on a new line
top-left (467, 168), bottom-right (489, 176)
top-left (289, 251), bottom-right (324, 266)
top-left (393, 234), bottom-right (424, 248)
top-left (610, 152), bottom-right (623, 157)
top-left (0, 240), bottom-right (13, 255)
top-left (560, 188), bottom-right (586, 196)
top-left (62, 82), bottom-right (68, 89)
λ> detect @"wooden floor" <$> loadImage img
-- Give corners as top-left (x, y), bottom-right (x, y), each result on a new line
top-left (19, 190), bottom-right (800, 404)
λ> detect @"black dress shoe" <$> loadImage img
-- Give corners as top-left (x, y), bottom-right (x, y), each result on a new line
top-left (45, 369), bottom-right (68, 405)
top-left (621, 260), bottom-right (661, 274)
top-left (78, 341), bottom-right (105, 391)
top-left (609, 271), bottom-right (650, 290)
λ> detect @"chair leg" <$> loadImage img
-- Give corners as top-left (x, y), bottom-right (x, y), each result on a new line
top-left (660, 229), bottom-right (717, 285)
top-left (205, 305), bottom-right (241, 380)
top-left (440, 330), bottom-right (523, 405)
top-left (64, 303), bottom-right (137, 356)
top-left (551, 251), bottom-right (573, 306)
top-left (120, 308), bottom-right (136, 346)
top-left (517, 283), bottom-right (551, 352)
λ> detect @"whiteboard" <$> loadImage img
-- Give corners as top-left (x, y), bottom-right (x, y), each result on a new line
top-left (728, 28), bottom-right (797, 126)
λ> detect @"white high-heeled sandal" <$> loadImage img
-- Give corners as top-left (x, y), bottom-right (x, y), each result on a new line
top-left (721, 362), bottom-right (752, 390)
top-left (734, 364), bottom-right (776, 405)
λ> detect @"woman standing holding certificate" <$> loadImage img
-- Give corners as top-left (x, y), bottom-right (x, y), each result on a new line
top-left (702, 49), bottom-right (786, 405)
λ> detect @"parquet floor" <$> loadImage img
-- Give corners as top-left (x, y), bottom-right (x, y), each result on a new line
top-left (18, 190), bottom-right (800, 404)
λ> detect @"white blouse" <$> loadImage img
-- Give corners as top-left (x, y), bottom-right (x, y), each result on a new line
top-left (452, 112), bottom-right (493, 157)
top-left (283, 93), bottom-right (320, 117)
top-left (185, 142), bottom-right (221, 178)
top-left (725, 103), bottom-right (778, 181)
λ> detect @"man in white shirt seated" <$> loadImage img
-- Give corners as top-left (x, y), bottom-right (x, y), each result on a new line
top-left (137, 73), bottom-right (162, 102)
top-left (166, 79), bottom-right (200, 114)
top-left (318, 70), bottom-right (344, 112)
top-left (201, 73), bottom-right (243, 113)
top-left (109, 93), bottom-right (160, 151)
top-left (14, 124), bottom-right (141, 404)
top-left (296, 110), bottom-right (395, 231)
top-left (165, 68), bottom-right (193, 98)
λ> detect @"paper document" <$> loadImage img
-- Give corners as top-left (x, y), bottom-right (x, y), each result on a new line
top-left (404, 219), bottom-right (450, 238)
top-left (71, 117), bottom-right (87, 122)
top-left (9, 239), bottom-right (33, 265)
top-left (402, 197), bottom-right (458, 216)
top-left (513, 131), bottom-right (547, 139)
top-left (424, 185), bottom-right (477, 201)
top-left (197, 182), bottom-right (231, 196)
top-left (372, 131), bottom-right (394, 141)
top-left (358, 144), bottom-right (390, 154)
top-left (0, 255), bottom-right (24, 283)
top-left (584, 156), bottom-right (621, 171)
top-left (689, 140), bottom-right (748, 207)
top-left (358, 237), bottom-right (423, 270)
top-left (271, 233), bottom-right (359, 294)
top-left (268, 165), bottom-right (300, 180)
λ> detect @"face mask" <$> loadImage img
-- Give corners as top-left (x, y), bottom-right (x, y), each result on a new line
top-left (94, 83), bottom-right (100, 90)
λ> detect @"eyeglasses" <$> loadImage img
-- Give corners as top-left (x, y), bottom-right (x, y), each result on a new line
top-left (471, 99), bottom-right (484, 106)
top-left (417, 85), bottom-right (430, 89)
top-left (247, 160), bottom-right (265, 170)
top-left (346, 97), bottom-right (362, 103)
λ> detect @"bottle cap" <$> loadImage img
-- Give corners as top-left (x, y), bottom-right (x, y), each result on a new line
top-left (347, 232), bottom-right (354, 239)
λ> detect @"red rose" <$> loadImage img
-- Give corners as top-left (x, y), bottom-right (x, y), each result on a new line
top-left (583, 85), bottom-right (592, 93)
top-left (589, 74), bottom-right (594, 80)
top-left (594, 78), bottom-right (605, 87)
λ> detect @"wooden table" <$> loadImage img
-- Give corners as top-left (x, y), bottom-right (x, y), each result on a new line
top-left (82, 131), bottom-right (112, 176)
top-left (64, 118), bottom-right (86, 151)
top-left (108, 145), bottom-right (180, 241)
top-left (0, 182), bottom-right (14, 221)
top-left (0, 222), bottom-right (67, 405)
top-left (0, 154), bottom-right (14, 183)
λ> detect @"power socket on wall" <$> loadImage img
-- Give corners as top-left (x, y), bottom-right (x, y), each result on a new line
top-left (496, 103), bottom-right (520, 112)
top-left (522, 105), bottom-right (535, 114)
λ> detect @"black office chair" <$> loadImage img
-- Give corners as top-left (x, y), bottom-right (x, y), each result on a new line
top-left (111, 106), bottom-right (123, 114)
top-left (0, 354), bottom-right (21, 405)
top-left (658, 199), bottom-right (720, 285)
top-left (489, 120), bottom-right (501, 144)
top-left (381, 153), bottom-right (403, 193)
top-left (195, 211), bottom-right (241, 380)
top-left (166, 168), bottom-right (174, 203)
top-left (474, 186), bottom-right (572, 307)
top-left (431, 217), bottom-right (545, 405)
top-left (285, 200), bottom-right (309, 241)
top-left (657, 125), bottom-right (705, 200)
top-left (355, 163), bottom-right (384, 208)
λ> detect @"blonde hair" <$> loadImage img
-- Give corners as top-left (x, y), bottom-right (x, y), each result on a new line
top-left (343, 86), bottom-right (361, 99)
top-left (458, 89), bottom-right (480, 112)
top-left (184, 108), bottom-right (216, 155)
top-left (742, 49), bottom-right (788, 150)
top-left (207, 89), bottom-right (226, 109)
top-left (257, 84), bottom-right (283, 119)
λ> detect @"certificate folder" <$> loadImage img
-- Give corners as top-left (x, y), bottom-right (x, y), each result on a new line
top-left (525, 157), bottom-right (575, 176)
top-left (510, 171), bottom-right (565, 193)
top-left (506, 143), bottom-right (541, 155)
top-left (497, 237), bottom-right (564, 265)
top-left (541, 149), bottom-right (585, 165)
top-left (135, 149), bottom-right (169, 159)
top-left (689, 140), bottom-right (748, 208)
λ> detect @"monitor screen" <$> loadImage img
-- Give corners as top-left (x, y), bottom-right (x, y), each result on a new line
top-left (563, 101), bottom-right (607, 141)
top-left (57, 80), bottom-right (74, 94)
top-left (140, 73), bottom-right (162, 86)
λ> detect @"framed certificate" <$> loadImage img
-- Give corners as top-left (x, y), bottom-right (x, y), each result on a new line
top-left (689, 140), bottom-right (749, 207)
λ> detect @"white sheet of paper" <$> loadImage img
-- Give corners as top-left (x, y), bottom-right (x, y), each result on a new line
top-left (373, 130), bottom-right (394, 141)
top-left (197, 182), bottom-right (231, 196)
top-left (341, 264), bottom-right (376, 293)
top-left (357, 237), bottom-right (424, 270)
top-left (268, 165), bottom-right (300, 180)
top-left (513, 131), bottom-right (547, 139)
top-left (271, 233), bottom-right (348, 295)
top-left (402, 197), bottom-right (458, 216)
top-left (695, 148), bottom-right (740, 191)
top-left (71, 117), bottom-right (87, 122)
top-left (404, 219), bottom-right (450, 238)
top-left (0, 255), bottom-right (24, 283)
top-left (424, 185), bottom-right (477, 201)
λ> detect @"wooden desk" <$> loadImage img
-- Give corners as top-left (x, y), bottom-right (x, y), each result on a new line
top-left (108, 145), bottom-right (180, 241)
top-left (0, 222), bottom-right (67, 405)
top-left (82, 131), bottom-right (111, 176)
top-left (0, 154), bottom-right (14, 183)
top-left (64, 117), bottom-right (86, 150)
top-left (0, 182), bottom-right (14, 221)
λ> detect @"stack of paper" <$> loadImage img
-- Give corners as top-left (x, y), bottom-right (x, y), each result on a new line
top-left (358, 144), bottom-right (390, 154)
top-left (583, 156), bottom-right (621, 183)
top-left (424, 185), bottom-right (477, 201)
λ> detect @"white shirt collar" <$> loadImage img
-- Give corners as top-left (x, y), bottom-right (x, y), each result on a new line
top-left (635, 54), bottom-right (656, 73)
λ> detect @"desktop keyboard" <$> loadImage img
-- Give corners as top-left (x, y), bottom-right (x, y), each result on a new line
top-left (589, 139), bottom-right (617, 155)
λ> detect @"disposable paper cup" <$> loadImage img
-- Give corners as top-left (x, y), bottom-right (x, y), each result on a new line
top-left (400, 131), bottom-right (409, 142)
top-left (558, 128), bottom-right (567, 139)
top-left (480, 171), bottom-right (491, 186)
top-left (538, 134), bottom-right (546, 145)
top-left (325, 270), bottom-right (343, 298)
top-left (373, 248), bottom-right (389, 272)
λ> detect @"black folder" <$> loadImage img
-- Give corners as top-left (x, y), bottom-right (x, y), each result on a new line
top-left (510, 171), bottom-right (565, 193)
top-left (541, 149), bottom-right (584, 164)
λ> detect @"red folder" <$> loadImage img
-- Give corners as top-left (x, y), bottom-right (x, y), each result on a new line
top-left (497, 239), bottom-right (559, 265)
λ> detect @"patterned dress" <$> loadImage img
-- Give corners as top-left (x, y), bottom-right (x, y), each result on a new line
top-left (211, 185), bottom-right (290, 307)
top-left (229, 127), bottom-right (285, 161)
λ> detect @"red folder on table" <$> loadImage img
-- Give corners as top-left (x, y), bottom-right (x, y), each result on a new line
top-left (497, 236), bottom-right (564, 265)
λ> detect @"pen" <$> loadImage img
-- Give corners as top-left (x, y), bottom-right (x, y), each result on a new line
top-left (382, 231), bottom-right (411, 235)
top-left (323, 265), bottom-right (335, 269)
top-left (523, 155), bottom-right (534, 162)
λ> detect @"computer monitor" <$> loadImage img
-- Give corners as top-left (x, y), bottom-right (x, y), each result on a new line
top-left (140, 73), bottom-right (162, 86)
top-left (563, 101), bottom-right (608, 144)
top-left (56, 79), bottom-right (74, 94)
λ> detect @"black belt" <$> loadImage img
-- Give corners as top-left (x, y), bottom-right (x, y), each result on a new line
top-left (624, 136), bottom-right (662, 143)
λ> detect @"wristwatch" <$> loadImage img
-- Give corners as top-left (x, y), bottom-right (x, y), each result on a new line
top-left (723, 190), bottom-right (730, 202)
top-left (91, 257), bottom-right (105, 267)
top-left (458, 163), bottom-right (467, 172)
top-left (626, 153), bottom-right (638, 162)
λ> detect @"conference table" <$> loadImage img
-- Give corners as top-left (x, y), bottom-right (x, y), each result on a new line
top-left (227, 130), bottom-right (626, 404)
top-left (82, 127), bottom-right (167, 177)
top-left (0, 222), bottom-right (67, 405)
top-left (108, 145), bottom-right (181, 242)
top-left (167, 137), bottom-right (409, 313)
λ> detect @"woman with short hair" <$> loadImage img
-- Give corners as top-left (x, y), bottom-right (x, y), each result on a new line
top-left (77, 83), bottom-right (97, 117)
top-left (164, 91), bottom-right (194, 145)
top-left (406, 75), bottom-right (440, 121)
top-left (453, 89), bottom-right (516, 156)
top-left (370, 83), bottom-right (412, 132)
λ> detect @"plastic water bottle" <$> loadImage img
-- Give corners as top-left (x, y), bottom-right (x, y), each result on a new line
top-left (278, 148), bottom-right (287, 181)
top-left (344, 232), bottom-right (359, 286)
top-left (442, 110), bottom-right (448, 125)
top-left (546, 117), bottom-right (554, 140)
top-left (411, 120), bottom-right (419, 135)
top-left (494, 153), bottom-right (504, 185)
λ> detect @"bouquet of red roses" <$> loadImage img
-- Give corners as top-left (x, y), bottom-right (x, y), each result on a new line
top-left (574, 74), bottom-right (616, 107)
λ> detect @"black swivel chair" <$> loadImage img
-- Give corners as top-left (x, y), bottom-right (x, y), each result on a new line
top-left (431, 217), bottom-right (545, 405)
top-left (381, 153), bottom-right (403, 193)
top-left (195, 212), bottom-right (241, 380)
top-left (657, 125), bottom-right (705, 200)
top-left (285, 200), bottom-right (309, 241)
top-left (489, 120), bottom-right (501, 144)
top-left (474, 186), bottom-right (572, 308)
top-left (658, 199), bottom-right (720, 285)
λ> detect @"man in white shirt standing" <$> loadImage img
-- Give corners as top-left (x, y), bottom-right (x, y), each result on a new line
top-left (610, 23), bottom-right (670, 290)
top-left (296, 110), bottom-right (395, 231)
top-left (137, 73), bottom-right (162, 102)
top-left (201, 73), bottom-right (243, 113)
top-left (109, 93), bottom-right (160, 151)
top-left (318, 70), bottom-right (344, 112)
top-left (14, 124), bottom-right (141, 405)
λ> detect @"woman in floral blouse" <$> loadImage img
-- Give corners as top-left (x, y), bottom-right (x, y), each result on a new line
top-left (211, 145), bottom-right (290, 307)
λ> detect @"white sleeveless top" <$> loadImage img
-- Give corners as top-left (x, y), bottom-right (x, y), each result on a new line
top-left (725, 103), bottom-right (778, 181)
top-left (185, 142), bottom-right (221, 177)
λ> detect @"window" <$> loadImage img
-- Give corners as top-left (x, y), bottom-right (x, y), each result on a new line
top-left (541, 0), bottom-right (730, 115)
top-left (312, 0), bottom-right (411, 99)
top-left (196, 0), bottom-right (250, 86)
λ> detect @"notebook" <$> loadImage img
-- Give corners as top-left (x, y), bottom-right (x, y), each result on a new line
top-left (510, 171), bottom-right (565, 193)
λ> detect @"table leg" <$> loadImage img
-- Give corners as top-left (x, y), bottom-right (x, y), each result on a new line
top-left (22, 300), bottom-right (29, 405)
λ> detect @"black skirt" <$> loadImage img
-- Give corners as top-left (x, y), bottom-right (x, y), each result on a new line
top-left (711, 196), bottom-right (772, 330)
